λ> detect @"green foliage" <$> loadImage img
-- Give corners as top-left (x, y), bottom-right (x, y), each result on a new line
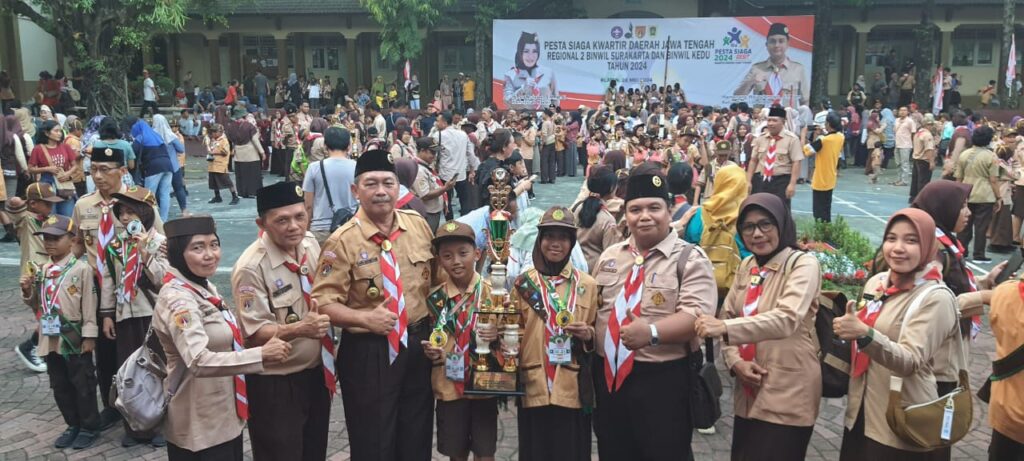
top-left (797, 216), bottom-right (876, 267)
top-left (359, 0), bottom-right (456, 64)
top-left (128, 65), bottom-right (175, 104)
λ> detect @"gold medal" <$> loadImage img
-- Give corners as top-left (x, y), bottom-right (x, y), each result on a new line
top-left (428, 329), bottom-right (448, 348)
top-left (555, 310), bottom-right (574, 328)
top-left (367, 286), bottom-right (381, 299)
top-left (635, 255), bottom-right (645, 266)
top-left (380, 239), bottom-right (392, 252)
top-left (299, 266), bottom-right (309, 275)
top-left (101, 206), bottom-right (110, 215)
top-left (285, 313), bottom-right (300, 324)
top-left (750, 275), bottom-right (761, 285)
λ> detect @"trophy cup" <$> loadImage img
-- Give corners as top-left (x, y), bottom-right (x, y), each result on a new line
top-left (465, 168), bottom-right (524, 396)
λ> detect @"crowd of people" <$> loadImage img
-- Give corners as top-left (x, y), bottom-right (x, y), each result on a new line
top-left (1, 61), bottom-right (1023, 461)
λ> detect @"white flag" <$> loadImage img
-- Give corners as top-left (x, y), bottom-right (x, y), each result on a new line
top-left (1008, 34), bottom-right (1017, 89)
top-left (932, 66), bottom-right (943, 115)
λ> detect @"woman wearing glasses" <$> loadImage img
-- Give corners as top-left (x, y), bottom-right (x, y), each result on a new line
top-left (695, 193), bottom-right (823, 460)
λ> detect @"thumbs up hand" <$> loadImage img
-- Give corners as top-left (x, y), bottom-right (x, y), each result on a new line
top-left (262, 329), bottom-right (292, 364)
top-left (620, 309), bottom-right (651, 350)
top-left (832, 300), bottom-right (870, 341)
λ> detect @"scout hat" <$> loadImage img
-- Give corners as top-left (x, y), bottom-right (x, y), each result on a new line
top-left (112, 185), bottom-right (157, 208)
top-left (624, 172), bottom-right (671, 203)
top-left (93, 146), bottom-right (126, 166)
top-left (432, 221), bottom-right (476, 250)
top-left (922, 113), bottom-right (936, 126)
top-left (25, 182), bottom-right (63, 203)
top-left (537, 206), bottom-right (576, 230)
top-left (416, 136), bottom-right (439, 152)
top-left (716, 140), bottom-right (733, 152)
top-left (767, 23), bottom-right (789, 38)
top-left (164, 215), bottom-right (217, 239)
top-left (284, 103), bottom-right (298, 115)
top-left (34, 215), bottom-right (75, 237)
top-left (256, 181), bottom-right (305, 216)
top-left (355, 149), bottom-right (396, 178)
top-left (679, 126), bottom-right (699, 138)
top-left (768, 106), bottom-right (787, 118)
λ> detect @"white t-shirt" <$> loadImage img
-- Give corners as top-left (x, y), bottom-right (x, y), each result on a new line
top-left (143, 78), bottom-right (156, 102)
top-left (302, 158), bottom-right (357, 231)
top-left (308, 84), bottom-right (321, 99)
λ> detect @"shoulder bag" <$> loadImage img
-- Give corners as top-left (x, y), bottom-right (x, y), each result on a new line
top-left (40, 145), bottom-right (77, 198)
top-left (677, 243), bottom-right (724, 430)
top-left (112, 324), bottom-right (187, 432)
top-left (885, 284), bottom-right (972, 449)
top-left (319, 160), bottom-right (353, 232)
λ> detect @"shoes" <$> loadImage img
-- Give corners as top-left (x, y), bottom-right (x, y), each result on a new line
top-left (0, 233), bottom-right (17, 243)
top-left (697, 426), bottom-right (716, 434)
top-left (229, 197), bottom-right (240, 205)
top-left (121, 434), bottom-right (142, 448)
top-left (989, 245), bottom-right (1014, 254)
top-left (15, 340), bottom-right (46, 373)
top-left (54, 427), bottom-right (79, 449)
top-left (151, 434), bottom-right (167, 447)
top-left (99, 407), bottom-right (122, 431)
top-left (72, 430), bottom-right (99, 449)
top-left (208, 196), bottom-right (223, 204)
top-left (972, 256), bottom-right (993, 262)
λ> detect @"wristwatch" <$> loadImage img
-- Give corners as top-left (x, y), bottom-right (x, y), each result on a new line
top-left (649, 323), bottom-right (660, 346)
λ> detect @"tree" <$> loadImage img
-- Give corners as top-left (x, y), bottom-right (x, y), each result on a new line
top-left (809, 0), bottom-right (832, 106)
top-left (911, 0), bottom-right (938, 109)
top-left (360, 0), bottom-right (454, 87)
top-left (2, 0), bottom-right (230, 117)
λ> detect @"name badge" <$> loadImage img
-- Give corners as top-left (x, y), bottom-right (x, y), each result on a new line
top-left (445, 353), bottom-right (465, 382)
top-left (546, 335), bottom-right (572, 365)
top-left (41, 315), bottom-right (61, 336)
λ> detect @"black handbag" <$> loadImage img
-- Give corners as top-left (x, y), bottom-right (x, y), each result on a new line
top-left (690, 336), bottom-right (723, 429)
top-left (319, 160), bottom-right (354, 232)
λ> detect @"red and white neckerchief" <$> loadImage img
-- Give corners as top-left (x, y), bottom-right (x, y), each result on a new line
top-left (934, 229), bottom-right (982, 339)
top-left (603, 247), bottom-right (647, 392)
top-left (439, 280), bottom-right (482, 395)
top-left (851, 266), bottom-right (943, 377)
top-left (537, 269), bottom-right (580, 391)
top-left (738, 265), bottom-right (770, 398)
top-left (118, 236), bottom-right (140, 305)
top-left (416, 158), bottom-right (448, 209)
top-left (763, 137), bottom-right (778, 181)
top-left (162, 273), bottom-right (248, 420)
top-left (674, 195), bottom-right (688, 207)
top-left (396, 191), bottom-right (416, 209)
top-left (281, 253), bottom-right (336, 396)
top-left (764, 63), bottom-right (786, 104)
top-left (41, 257), bottom-right (77, 320)
top-left (371, 228), bottom-right (407, 364)
top-left (94, 200), bottom-right (116, 288)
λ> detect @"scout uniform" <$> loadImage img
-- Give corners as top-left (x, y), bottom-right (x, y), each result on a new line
top-left (425, 221), bottom-right (498, 459)
top-left (310, 149), bottom-right (437, 461)
top-left (22, 216), bottom-right (101, 446)
top-left (231, 181), bottom-right (332, 461)
top-left (700, 140), bottom-right (739, 200)
top-left (748, 108), bottom-right (804, 207)
top-left (574, 200), bottom-right (621, 271)
top-left (7, 182), bottom-right (62, 279)
top-left (511, 206), bottom-right (599, 461)
top-left (733, 23), bottom-right (809, 107)
top-left (412, 137), bottom-right (445, 231)
top-left (152, 217), bottom-right (265, 459)
top-left (592, 173), bottom-right (717, 460)
top-left (71, 147), bottom-right (162, 416)
top-left (205, 130), bottom-right (236, 201)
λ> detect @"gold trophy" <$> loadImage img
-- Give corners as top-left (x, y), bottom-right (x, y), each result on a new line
top-left (465, 168), bottom-right (524, 395)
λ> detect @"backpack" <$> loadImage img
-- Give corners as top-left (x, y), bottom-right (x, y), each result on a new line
top-left (698, 209), bottom-right (742, 298)
top-left (290, 143), bottom-right (310, 180)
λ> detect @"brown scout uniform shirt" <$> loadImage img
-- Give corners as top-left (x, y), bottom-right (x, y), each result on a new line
top-left (428, 274), bottom-right (494, 401)
top-left (720, 248), bottom-right (822, 427)
top-left (593, 232), bottom-right (717, 363)
top-left (845, 268), bottom-right (958, 452)
top-left (23, 254), bottom-right (98, 356)
top-left (232, 232), bottom-right (323, 375)
top-left (514, 266), bottom-right (599, 409)
top-left (206, 135), bottom-right (231, 174)
top-left (153, 268), bottom-right (265, 452)
top-left (311, 208), bottom-right (436, 333)
top-left (99, 230), bottom-right (168, 322)
top-left (575, 207), bottom-right (621, 272)
top-left (749, 129), bottom-right (804, 177)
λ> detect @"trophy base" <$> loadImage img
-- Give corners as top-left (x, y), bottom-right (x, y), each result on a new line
top-left (463, 370), bottom-right (524, 396)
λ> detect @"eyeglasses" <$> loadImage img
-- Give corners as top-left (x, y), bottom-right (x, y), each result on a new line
top-left (89, 165), bottom-right (120, 175)
top-left (739, 219), bottom-right (776, 236)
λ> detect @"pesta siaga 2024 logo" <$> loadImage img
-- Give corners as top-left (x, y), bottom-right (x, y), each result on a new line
top-left (715, 26), bottom-right (753, 63)
top-left (611, 23), bottom-right (658, 39)
top-left (723, 26), bottom-right (751, 48)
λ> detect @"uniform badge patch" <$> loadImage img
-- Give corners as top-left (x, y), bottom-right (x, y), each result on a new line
top-left (652, 291), bottom-right (666, 306)
top-left (172, 310), bottom-right (193, 330)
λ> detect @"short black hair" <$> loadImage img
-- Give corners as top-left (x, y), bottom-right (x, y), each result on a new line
top-left (826, 113), bottom-right (843, 132)
top-left (439, 111), bottom-right (454, 125)
top-left (325, 126), bottom-right (351, 151)
top-left (971, 126), bottom-right (995, 147)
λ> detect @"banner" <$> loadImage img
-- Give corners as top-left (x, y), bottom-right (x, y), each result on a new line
top-left (492, 16), bottom-right (815, 110)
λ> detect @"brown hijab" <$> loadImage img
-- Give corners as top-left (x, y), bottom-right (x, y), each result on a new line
top-left (737, 193), bottom-right (797, 265)
top-left (884, 208), bottom-right (937, 275)
top-left (910, 180), bottom-right (972, 233)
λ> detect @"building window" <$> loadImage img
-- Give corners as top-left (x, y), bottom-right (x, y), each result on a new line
top-left (953, 30), bottom-right (996, 67)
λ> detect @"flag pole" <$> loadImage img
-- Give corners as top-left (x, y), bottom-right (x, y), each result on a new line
top-left (663, 36), bottom-right (671, 90)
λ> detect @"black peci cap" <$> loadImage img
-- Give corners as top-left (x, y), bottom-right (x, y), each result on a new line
top-left (257, 181), bottom-right (305, 216)
top-left (767, 23), bottom-right (789, 38)
top-left (164, 216), bottom-right (217, 238)
top-left (354, 149), bottom-right (397, 178)
top-left (624, 173), bottom-right (671, 204)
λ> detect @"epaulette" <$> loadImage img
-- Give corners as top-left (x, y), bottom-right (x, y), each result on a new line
top-left (427, 286), bottom-right (448, 318)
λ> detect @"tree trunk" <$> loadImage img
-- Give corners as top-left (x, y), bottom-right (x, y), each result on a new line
top-left (810, 0), bottom-right (832, 106)
top-left (912, 25), bottom-right (937, 109)
top-left (999, 0), bottom-right (1015, 106)
top-left (474, 30), bottom-right (490, 107)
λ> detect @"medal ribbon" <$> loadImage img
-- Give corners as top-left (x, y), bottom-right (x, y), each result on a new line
top-left (763, 138), bottom-right (777, 181)
top-left (95, 201), bottom-right (116, 288)
top-left (603, 248), bottom-right (647, 393)
top-left (537, 270), bottom-right (579, 391)
top-left (161, 273), bottom-right (249, 420)
top-left (370, 229), bottom-right (406, 364)
top-left (850, 266), bottom-right (943, 377)
top-left (739, 265), bottom-right (770, 398)
top-left (282, 254), bottom-right (336, 397)
top-left (41, 257), bottom-right (77, 318)
top-left (934, 229), bottom-right (982, 339)
top-left (119, 237), bottom-right (141, 305)
top-left (436, 280), bottom-right (481, 394)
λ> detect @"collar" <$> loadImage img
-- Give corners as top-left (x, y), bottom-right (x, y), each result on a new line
top-left (443, 273), bottom-right (482, 299)
top-left (260, 231), bottom-right (309, 269)
top-left (166, 267), bottom-right (217, 298)
top-left (50, 253), bottom-right (74, 268)
top-left (631, 231), bottom-right (678, 258)
top-left (353, 207), bottom-right (409, 241)
top-left (757, 247), bottom-right (793, 271)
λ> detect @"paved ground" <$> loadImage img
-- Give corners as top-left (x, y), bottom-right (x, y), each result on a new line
top-left (0, 160), bottom-right (1003, 459)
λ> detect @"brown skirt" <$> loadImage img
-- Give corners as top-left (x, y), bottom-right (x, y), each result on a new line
top-left (234, 161), bottom-right (263, 197)
top-left (208, 172), bottom-right (234, 190)
top-left (989, 200), bottom-right (1015, 247)
top-left (1013, 185), bottom-right (1024, 220)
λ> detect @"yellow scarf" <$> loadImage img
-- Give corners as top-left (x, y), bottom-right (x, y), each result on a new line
top-left (701, 164), bottom-right (748, 229)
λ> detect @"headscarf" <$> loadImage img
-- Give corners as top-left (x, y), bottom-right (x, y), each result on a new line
top-left (0, 115), bottom-right (13, 147)
top-left (738, 193), bottom-right (797, 265)
top-left (856, 75), bottom-right (866, 89)
top-left (55, 113), bottom-right (67, 128)
top-left (226, 116), bottom-right (257, 145)
top-left (911, 180), bottom-right (972, 233)
top-left (532, 224), bottom-right (577, 278)
top-left (131, 118), bottom-right (166, 148)
top-left (83, 115), bottom-right (105, 147)
top-left (700, 164), bottom-right (748, 230)
top-left (39, 105), bottom-right (52, 119)
top-left (152, 114), bottom-right (177, 144)
top-left (394, 158), bottom-right (418, 188)
top-left (287, 73), bottom-right (298, 86)
top-left (13, 108), bottom-right (34, 136)
top-left (884, 208), bottom-right (937, 275)
top-left (602, 149), bottom-right (626, 172)
top-left (866, 110), bottom-right (880, 131)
